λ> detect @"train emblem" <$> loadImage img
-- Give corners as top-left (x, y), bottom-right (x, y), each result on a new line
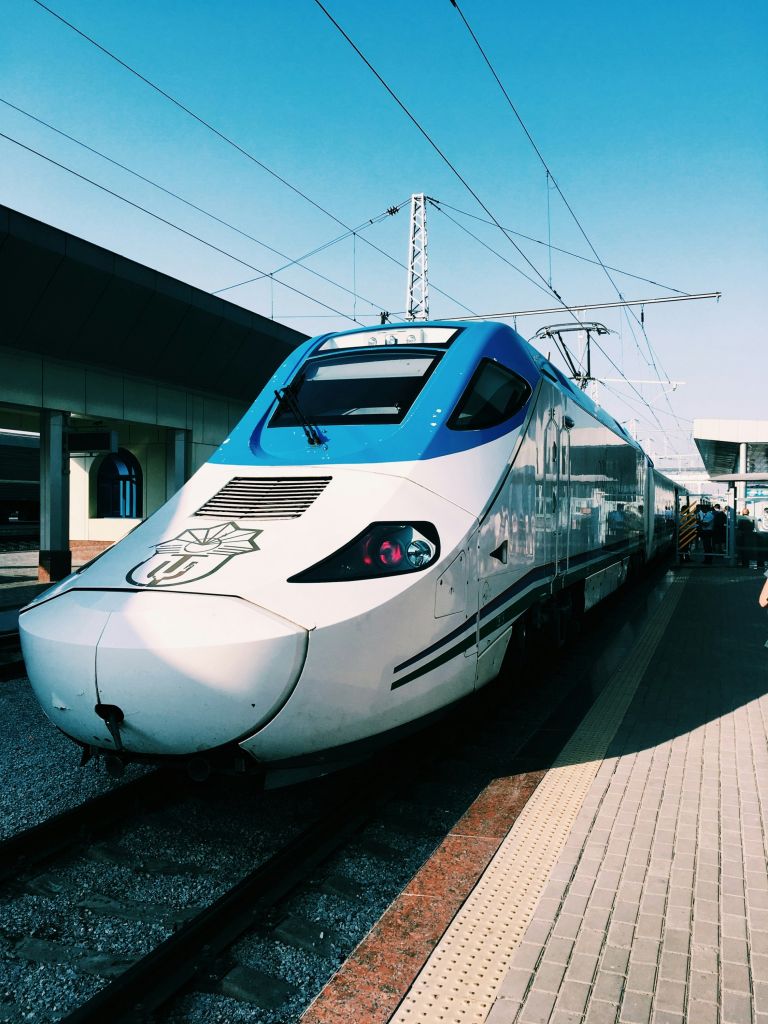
top-left (126, 522), bottom-right (261, 588)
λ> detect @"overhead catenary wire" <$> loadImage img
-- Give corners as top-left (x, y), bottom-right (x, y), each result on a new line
top-left (431, 201), bottom-right (558, 300)
top-left (0, 129), bottom-right (363, 324)
top-left (429, 199), bottom-right (692, 296)
top-left (311, 0), bottom-right (575, 312)
top-left (312, 0), bottom-right (671, 438)
top-left (599, 379), bottom-right (693, 424)
top-left (447, 2), bottom-right (679, 320)
top-left (28, 0), bottom-right (478, 318)
top-left (450, 292), bottom-right (721, 319)
top-left (599, 380), bottom-right (692, 432)
top-left (212, 204), bottom-right (407, 296)
top-left (448, 0), bottom-right (685, 434)
top-left (0, 96), bottom-right (396, 315)
top-left (29, 0), bottom-right (683, 440)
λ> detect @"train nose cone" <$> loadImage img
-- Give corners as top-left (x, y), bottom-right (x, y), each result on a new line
top-left (20, 590), bottom-right (307, 755)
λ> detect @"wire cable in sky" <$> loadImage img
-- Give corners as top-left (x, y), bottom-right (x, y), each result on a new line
top-left (598, 379), bottom-right (690, 442)
top-left (28, 0), bottom-right (477, 318)
top-left (29, 0), bottom-right (676, 432)
top-left (313, 1), bottom-right (671, 432)
top-left (450, 1), bottom-right (684, 432)
top-left (0, 96), bottom-right (397, 314)
top-left (0, 129), bottom-right (363, 324)
top-left (213, 203), bottom-right (408, 297)
top-left (30, 0), bottom-right (355, 233)
top-left (429, 202), bottom-right (557, 301)
top-left (430, 199), bottom-right (691, 296)
top-left (312, 0), bottom-right (574, 312)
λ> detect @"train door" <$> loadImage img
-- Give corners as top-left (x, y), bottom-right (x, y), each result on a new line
top-left (543, 411), bottom-right (562, 573)
top-left (474, 480), bottom-right (513, 688)
top-left (645, 466), bottom-right (656, 559)
top-left (559, 415), bottom-right (572, 573)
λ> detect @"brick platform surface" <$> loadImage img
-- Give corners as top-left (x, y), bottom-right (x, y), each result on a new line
top-left (488, 567), bottom-right (768, 1024)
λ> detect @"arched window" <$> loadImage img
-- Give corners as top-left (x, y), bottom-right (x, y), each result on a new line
top-left (96, 448), bottom-right (143, 518)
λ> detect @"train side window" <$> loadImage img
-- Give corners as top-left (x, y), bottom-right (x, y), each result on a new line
top-left (448, 359), bottom-right (531, 431)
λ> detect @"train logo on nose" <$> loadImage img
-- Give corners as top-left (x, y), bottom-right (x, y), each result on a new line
top-left (127, 522), bottom-right (262, 588)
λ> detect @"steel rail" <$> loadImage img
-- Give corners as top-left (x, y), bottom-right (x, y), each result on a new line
top-left (0, 771), bottom-right (179, 884)
top-left (60, 781), bottom-right (377, 1023)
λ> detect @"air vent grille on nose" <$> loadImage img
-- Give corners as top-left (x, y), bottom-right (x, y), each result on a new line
top-left (196, 476), bottom-right (331, 520)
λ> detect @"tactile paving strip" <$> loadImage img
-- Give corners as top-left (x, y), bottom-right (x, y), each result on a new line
top-left (391, 575), bottom-right (689, 1023)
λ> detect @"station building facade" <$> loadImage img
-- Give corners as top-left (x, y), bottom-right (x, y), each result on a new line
top-left (0, 203), bottom-right (306, 579)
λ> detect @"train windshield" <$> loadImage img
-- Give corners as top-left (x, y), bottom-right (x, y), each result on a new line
top-left (270, 351), bottom-right (440, 426)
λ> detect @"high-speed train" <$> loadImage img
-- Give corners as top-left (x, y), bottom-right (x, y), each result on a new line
top-left (20, 321), bottom-right (680, 783)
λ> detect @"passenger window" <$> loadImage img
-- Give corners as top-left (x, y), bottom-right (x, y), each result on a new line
top-left (448, 360), bottom-right (531, 431)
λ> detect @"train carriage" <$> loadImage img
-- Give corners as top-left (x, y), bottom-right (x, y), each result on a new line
top-left (19, 320), bottom-right (681, 782)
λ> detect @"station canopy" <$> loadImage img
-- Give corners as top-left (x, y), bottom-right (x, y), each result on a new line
top-left (693, 419), bottom-right (768, 483)
top-left (0, 204), bottom-right (307, 403)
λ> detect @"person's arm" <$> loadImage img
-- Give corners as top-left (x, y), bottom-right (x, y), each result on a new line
top-left (760, 575), bottom-right (768, 608)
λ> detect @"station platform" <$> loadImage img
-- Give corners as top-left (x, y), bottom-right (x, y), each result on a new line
top-left (0, 549), bottom-right (70, 637)
top-left (304, 564), bottom-right (768, 1024)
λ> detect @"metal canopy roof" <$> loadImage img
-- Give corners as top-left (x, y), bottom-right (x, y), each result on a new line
top-left (693, 419), bottom-right (768, 482)
top-left (0, 204), bottom-right (307, 402)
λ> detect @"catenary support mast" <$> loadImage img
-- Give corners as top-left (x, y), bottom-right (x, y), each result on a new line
top-left (406, 193), bottom-right (429, 320)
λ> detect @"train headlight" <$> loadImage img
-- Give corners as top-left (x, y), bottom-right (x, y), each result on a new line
top-left (406, 538), bottom-right (433, 567)
top-left (288, 523), bottom-right (439, 583)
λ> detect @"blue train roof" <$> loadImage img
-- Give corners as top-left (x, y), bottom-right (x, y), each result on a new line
top-left (211, 320), bottom-right (640, 468)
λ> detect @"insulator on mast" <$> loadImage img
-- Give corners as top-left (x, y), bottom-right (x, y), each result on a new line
top-left (405, 193), bottom-right (429, 321)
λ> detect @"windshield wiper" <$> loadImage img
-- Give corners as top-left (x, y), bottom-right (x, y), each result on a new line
top-left (274, 387), bottom-right (324, 447)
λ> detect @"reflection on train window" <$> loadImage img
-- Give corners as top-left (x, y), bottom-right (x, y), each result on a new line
top-left (270, 352), bottom-right (440, 426)
top-left (96, 448), bottom-right (143, 518)
top-left (448, 359), bottom-right (531, 431)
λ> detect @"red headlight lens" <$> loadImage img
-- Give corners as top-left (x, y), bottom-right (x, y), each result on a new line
top-left (288, 523), bottom-right (439, 583)
top-left (378, 539), bottom-right (404, 566)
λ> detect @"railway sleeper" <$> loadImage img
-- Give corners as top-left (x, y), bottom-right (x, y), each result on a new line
top-left (219, 964), bottom-right (297, 1008)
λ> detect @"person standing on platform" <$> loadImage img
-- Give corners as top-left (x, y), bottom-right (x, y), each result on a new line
top-left (759, 570), bottom-right (768, 608)
top-left (713, 503), bottom-right (727, 554)
top-left (698, 504), bottom-right (715, 565)
top-left (737, 507), bottom-right (754, 567)
top-left (678, 503), bottom-right (694, 562)
top-left (756, 505), bottom-right (768, 569)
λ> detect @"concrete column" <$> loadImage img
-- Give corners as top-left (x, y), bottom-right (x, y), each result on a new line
top-left (167, 428), bottom-right (189, 499)
top-left (39, 409), bottom-right (71, 582)
top-left (737, 442), bottom-right (747, 507)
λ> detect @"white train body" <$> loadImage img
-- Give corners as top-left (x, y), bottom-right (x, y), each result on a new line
top-left (20, 322), bottom-right (679, 780)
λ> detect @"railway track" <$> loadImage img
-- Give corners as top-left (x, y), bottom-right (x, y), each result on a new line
top-left (0, 564), bottom-right (673, 1024)
top-left (0, 772), bottom-right (180, 886)
top-left (60, 778), bottom-right (382, 1024)
top-left (0, 737), bottom-right (427, 1023)
top-left (0, 631), bottom-right (23, 683)
top-left (1, 678), bottom-right (523, 1022)
top-left (54, 670), bottom-right (593, 1021)
top-left (0, 726), bottom-right (414, 1023)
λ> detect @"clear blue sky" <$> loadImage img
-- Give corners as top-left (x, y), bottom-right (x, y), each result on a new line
top-left (1, 0), bottom-right (766, 457)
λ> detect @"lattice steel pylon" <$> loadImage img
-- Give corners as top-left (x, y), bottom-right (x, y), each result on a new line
top-left (405, 193), bottom-right (429, 321)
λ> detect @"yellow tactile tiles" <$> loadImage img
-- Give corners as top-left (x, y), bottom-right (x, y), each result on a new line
top-left (390, 576), bottom-right (689, 1023)
top-left (301, 772), bottom-right (544, 1024)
